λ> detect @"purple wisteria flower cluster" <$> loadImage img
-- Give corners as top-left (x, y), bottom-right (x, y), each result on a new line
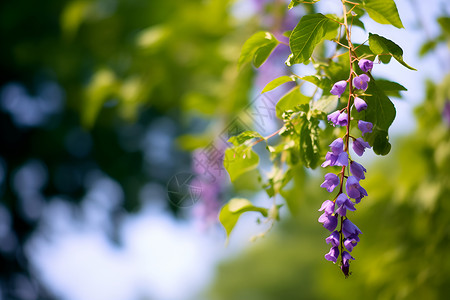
top-left (318, 59), bottom-right (374, 277)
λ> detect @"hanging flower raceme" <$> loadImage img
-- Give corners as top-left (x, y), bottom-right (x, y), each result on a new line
top-left (319, 74), bottom-right (374, 277)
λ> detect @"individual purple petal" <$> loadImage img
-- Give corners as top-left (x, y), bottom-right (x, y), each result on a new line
top-left (325, 246), bottom-right (340, 263)
top-left (320, 173), bottom-right (340, 193)
top-left (354, 97), bottom-right (367, 112)
top-left (330, 80), bottom-right (347, 97)
top-left (335, 193), bottom-right (356, 216)
top-left (344, 235), bottom-right (359, 252)
top-left (321, 152), bottom-right (336, 167)
top-left (352, 137), bottom-right (371, 156)
top-left (318, 200), bottom-right (335, 215)
top-left (336, 152), bottom-right (348, 166)
top-left (353, 74), bottom-right (370, 91)
top-left (342, 251), bottom-right (355, 265)
top-left (358, 120), bottom-right (373, 136)
top-left (337, 112), bottom-right (348, 126)
top-left (358, 59), bottom-right (373, 72)
top-left (350, 161), bottom-right (367, 180)
top-left (327, 111), bottom-right (340, 126)
top-left (326, 231), bottom-right (340, 247)
top-left (318, 213), bottom-right (338, 232)
top-left (329, 138), bottom-right (344, 155)
top-left (322, 151), bottom-right (348, 168)
top-left (342, 218), bottom-right (362, 238)
top-left (346, 176), bottom-right (367, 199)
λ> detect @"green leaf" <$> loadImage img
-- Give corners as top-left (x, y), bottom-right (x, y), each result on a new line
top-left (301, 75), bottom-right (332, 90)
top-left (224, 147), bottom-right (259, 182)
top-left (275, 87), bottom-right (310, 119)
top-left (375, 79), bottom-right (407, 98)
top-left (354, 44), bottom-right (375, 60)
top-left (369, 33), bottom-right (417, 71)
top-left (228, 131), bottom-right (264, 146)
top-left (352, 79), bottom-right (396, 155)
top-left (238, 32), bottom-right (279, 70)
top-left (312, 95), bottom-right (338, 114)
top-left (299, 116), bottom-right (321, 168)
top-left (364, 79), bottom-right (396, 131)
top-left (263, 168), bottom-right (294, 198)
top-left (261, 75), bottom-right (296, 94)
top-left (219, 198), bottom-right (268, 244)
top-left (289, 14), bottom-right (338, 64)
top-left (438, 17), bottom-right (450, 36)
top-left (288, 0), bottom-right (320, 9)
top-left (363, 128), bottom-right (391, 155)
top-left (419, 39), bottom-right (439, 57)
top-left (363, 0), bottom-right (404, 29)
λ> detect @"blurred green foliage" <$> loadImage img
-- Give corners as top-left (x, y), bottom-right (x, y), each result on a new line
top-left (0, 0), bottom-right (262, 298)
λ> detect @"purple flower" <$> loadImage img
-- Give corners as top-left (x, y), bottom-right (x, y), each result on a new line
top-left (354, 97), bottom-right (367, 112)
top-left (342, 218), bottom-right (362, 238)
top-left (320, 173), bottom-right (340, 192)
top-left (341, 251), bottom-right (355, 276)
top-left (321, 151), bottom-right (348, 167)
top-left (352, 137), bottom-right (371, 156)
top-left (346, 176), bottom-right (368, 200)
top-left (318, 213), bottom-right (338, 232)
top-left (327, 111), bottom-right (340, 126)
top-left (326, 231), bottom-right (340, 247)
top-left (325, 246), bottom-right (340, 263)
top-left (358, 59), bottom-right (373, 72)
top-left (335, 193), bottom-right (356, 217)
top-left (342, 251), bottom-right (355, 265)
top-left (358, 120), bottom-right (373, 136)
top-left (330, 80), bottom-right (347, 97)
top-left (337, 112), bottom-right (348, 126)
top-left (344, 234), bottom-right (360, 252)
top-left (353, 74), bottom-right (370, 91)
top-left (350, 161), bottom-right (366, 180)
top-left (318, 200), bottom-right (335, 215)
top-left (329, 138), bottom-right (344, 155)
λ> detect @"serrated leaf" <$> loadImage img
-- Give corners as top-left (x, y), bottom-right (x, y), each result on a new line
top-left (369, 33), bottom-right (416, 71)
top-left (261, 75), bottom-right (296, 94)
top-left (224, 147), bottom-right (259, 181)
top-left (275, 87), bottom-right (310, 119)
top-left (289, 14), bottom-right (338, 64)
top-left (228, 131), bottom-right (264, 146)
top-left (219, 198), bottom-right (268, 244)
top-left (363, 0), bottom-right (404, 29)
top-left (238, 32), bottom-right (279, 70)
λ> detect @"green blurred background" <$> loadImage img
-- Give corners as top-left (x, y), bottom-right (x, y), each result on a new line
top-left (0, 0), bottom-right (449, 299)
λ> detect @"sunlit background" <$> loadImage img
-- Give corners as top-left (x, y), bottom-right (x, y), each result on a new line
top-left (0, 0), bottom-right (449, 299)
